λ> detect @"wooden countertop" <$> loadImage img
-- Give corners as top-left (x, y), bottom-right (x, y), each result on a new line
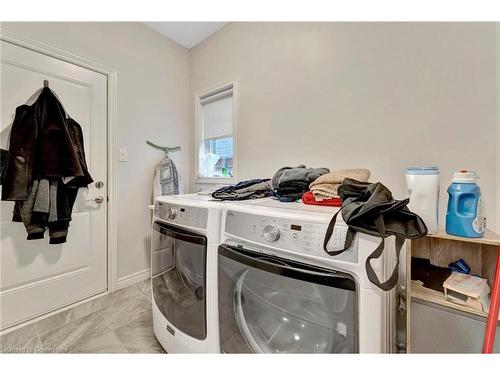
top-left (424, 228), bottom-right (500, 246)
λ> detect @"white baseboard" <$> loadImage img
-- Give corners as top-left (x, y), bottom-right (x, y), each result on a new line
top-left (116, 269), bottom-right (151, 290)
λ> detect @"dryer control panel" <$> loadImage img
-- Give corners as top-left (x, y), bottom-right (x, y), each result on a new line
top-left (224, 210), bottom-right (357, 263)
top-left (154, 201), bottom-right (208, 229)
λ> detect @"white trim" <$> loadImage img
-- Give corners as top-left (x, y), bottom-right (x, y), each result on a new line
top-left (107, 71), bottom-right (119, 292)
top-left (116, 269), bottom-right (151, 290)
top-left (194, 78), bottom-right (238, 185)
top-left (196, 177), bottom-right (236, 185)
top-left (0, 29), bottom-right (119, 293)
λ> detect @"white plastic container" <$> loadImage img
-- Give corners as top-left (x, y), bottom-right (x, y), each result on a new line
top-left (406, 166), bottom-right (439, 234)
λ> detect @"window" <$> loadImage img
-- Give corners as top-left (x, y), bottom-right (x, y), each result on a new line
top-left (196, 82), bottom-right (236, 181)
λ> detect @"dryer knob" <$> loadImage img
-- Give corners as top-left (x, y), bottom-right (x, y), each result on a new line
top-left (263, 224), bottom-right (280, 242)
top-left (167, 208), bottom-right (177, 219)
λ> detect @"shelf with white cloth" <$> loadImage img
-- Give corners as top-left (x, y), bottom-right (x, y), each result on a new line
top-left (406, 228), bottom-right (500, 353)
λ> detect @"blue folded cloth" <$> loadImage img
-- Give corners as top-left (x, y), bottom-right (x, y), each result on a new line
top-left (448, 258), bottom-right (471, 274)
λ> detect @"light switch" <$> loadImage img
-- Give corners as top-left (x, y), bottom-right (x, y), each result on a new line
top-left (119, 149), bottom-right (127, 162)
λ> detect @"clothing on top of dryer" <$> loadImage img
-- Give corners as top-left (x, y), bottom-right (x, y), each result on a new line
top-left (302, 191), bottom-right (341, 207)
top-left (271, 164), bottom-right (329, 190)
top-left (211, 179), bottom-right (272, 201)
top-left (153, 155), bottom-right (181, 199)
top-left (271, 164), bottom-right (329, 202)
top-left (309, 168), bottom-right (370, 201)
top-left (273, 181), bottom-right (312, 202)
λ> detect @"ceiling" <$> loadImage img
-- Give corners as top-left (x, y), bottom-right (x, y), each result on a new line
top-left (144, 22), bottom-right (228, 49)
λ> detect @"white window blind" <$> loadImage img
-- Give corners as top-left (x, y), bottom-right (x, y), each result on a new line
top-left (201, 87), bottom-right (233, 140)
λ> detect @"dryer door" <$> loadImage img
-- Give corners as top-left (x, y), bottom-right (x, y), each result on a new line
top-left (152, 221), bottom-right (207, 340)
top-left (218, 245), bottom-right (358, 353)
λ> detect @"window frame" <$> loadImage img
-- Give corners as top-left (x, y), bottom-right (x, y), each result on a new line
top-left (194, 79), bottom-right (238, 184)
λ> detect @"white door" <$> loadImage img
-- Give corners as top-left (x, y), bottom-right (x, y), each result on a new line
top-left (0, 41), bottom-right (108, 330)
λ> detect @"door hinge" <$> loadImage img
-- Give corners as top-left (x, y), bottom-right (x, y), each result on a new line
top-left (397, 285), bottom-right (407, 313)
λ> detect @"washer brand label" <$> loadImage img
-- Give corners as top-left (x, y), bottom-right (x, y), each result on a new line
top-left (166, 325), bottom-right (175, 336)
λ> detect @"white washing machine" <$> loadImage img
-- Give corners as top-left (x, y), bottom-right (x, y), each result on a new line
top-left (217, 198), bottom-right (396, 353)
top-left (151, 194), bottom-right (224, 353)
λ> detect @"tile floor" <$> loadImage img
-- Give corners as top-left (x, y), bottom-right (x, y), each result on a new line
top-left (0, 279), bottom-right (166, 354)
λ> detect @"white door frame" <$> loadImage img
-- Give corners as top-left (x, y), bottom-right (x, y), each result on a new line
top-left (0, 29), bottom-right (119, 293)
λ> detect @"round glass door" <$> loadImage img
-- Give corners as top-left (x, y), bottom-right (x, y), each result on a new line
top-left (233, 266), bottom-right (353, 353)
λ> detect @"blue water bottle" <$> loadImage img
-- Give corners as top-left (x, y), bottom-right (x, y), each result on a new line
top-left (445, 170), bottom-right (485, 238)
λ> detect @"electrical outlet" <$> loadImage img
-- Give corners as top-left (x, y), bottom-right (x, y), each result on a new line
top-left (119, 149), bottom-right (127, 162)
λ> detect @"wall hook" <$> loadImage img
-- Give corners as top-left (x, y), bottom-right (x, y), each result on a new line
top-left (146, 140), bottom-right (181, 156)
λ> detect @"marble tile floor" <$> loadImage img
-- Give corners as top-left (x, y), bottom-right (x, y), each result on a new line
top-left (0, 279), bottom-right (166, 354)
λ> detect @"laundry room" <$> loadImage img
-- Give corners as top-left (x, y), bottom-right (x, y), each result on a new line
top-left (1, 1), bottom-right (500, 373)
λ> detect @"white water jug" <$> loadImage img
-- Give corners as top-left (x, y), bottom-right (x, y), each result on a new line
top-left (406, 166), bottom-right (439, 234)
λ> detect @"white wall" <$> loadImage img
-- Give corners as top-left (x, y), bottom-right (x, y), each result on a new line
top-left (2, 22), bottom-right (497, 285)
top-left (190, 22), bottom-right (498, 230)
top-left (1, 22), bottom-right (190, 281)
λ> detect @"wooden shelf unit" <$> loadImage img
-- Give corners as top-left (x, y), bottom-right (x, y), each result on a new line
top-left (406, 229), bottom-right (500, 353)
top-left (411, 280), bottom-right (493, 320)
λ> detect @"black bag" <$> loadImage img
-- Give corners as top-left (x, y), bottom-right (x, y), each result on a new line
top-left (323, 178), bottom-right (428, 291)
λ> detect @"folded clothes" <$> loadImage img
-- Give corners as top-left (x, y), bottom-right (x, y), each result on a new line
top-left (211, 179), bottom-right (272, 201)
top-left (272, 165), bottom-right (329, 202)
top-left (301, 191), bottom-right (342, 207)
top-left (273, 181), bottom-right (311, 202)
top-left (309, 168), bottom-right (370, 200)
top-left (271, 164), bottom-right (330, 190)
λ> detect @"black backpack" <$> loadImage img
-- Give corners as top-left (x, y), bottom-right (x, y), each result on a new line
top-left (323, 178), bottom-right (428, 291)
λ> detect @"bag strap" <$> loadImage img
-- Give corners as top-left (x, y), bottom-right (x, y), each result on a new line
top-left (323, 208), bottom-right (345, 255)
top-left (323, 205), bottom-right (405, 291)
top-left (364, 234), bottom-right (405, 291)
top-left (323, 197), bottom-right (362, 255)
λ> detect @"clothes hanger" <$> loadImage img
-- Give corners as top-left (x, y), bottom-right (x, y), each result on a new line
top-left (146, 140), bottom-right (181, 156)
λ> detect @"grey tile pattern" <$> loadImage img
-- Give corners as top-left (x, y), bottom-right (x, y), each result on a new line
top-left (40, 312), bottom-right (108, 352)
top-left (72, 331), bottom-right (128, 354)
top-left (35, 302), bottom-right (96, 336)
top-left (0, 279), bottom-right (165, 354)
top-left (97, 293), bottom-right (151, 331)
top-left (133, 279), bottom-right (152, 300)
top-left (113, 311), bottom-right (157, 352)
top-left (0, 324), bottom-right (42, 353)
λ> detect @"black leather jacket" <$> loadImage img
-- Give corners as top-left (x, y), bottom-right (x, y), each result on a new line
top-left (1, 87), bottom-right (92, 201)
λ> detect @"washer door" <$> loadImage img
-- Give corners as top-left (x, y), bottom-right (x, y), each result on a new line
top-left (218, 245), bottom-right (357, 353)
top-left (152, 222), bottom-right (207, 340)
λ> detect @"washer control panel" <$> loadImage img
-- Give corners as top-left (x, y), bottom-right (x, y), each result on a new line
top-left (154, 201), bottom-right (208, 229)
top-left (225, 210), bottom-right (357, 263)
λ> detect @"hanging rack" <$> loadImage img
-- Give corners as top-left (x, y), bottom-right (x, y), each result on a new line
top-left (146, 140), bottom-right (181, 156)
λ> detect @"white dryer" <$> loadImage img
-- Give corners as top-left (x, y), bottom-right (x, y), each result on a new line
top-left (151, 194), bottom-right (223, 353)
top-left (217, 198), bottom-right (396, 353)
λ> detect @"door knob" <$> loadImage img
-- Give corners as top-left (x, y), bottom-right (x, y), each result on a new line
top-left (94, 196), bottom-right (104, 204)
